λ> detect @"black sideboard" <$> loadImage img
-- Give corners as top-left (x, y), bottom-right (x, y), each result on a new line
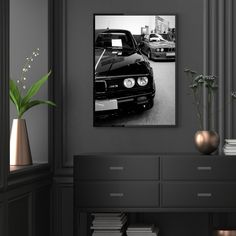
top-left (74, 154), bottom-right (236, 235)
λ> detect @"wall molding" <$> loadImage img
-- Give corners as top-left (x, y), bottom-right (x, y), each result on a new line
top-left (7, 167), bottom-right (52, 191)
top-left (0, 0), bottom-right (9, 191)
top-left (8, 193), bottom-right (32, 236)
top-left (53, 180), bottom-right (73, 236)
top-left (0, 202), bottom-right (6, 236)
top-left (203, 0), bottom-right (233, 153)
top-left (53, 0), bottom-right (72, 174)
top-left (225, 0), bottom-right (233, 139)
top-left (203, 0), bottom-right (209, 130)
top-left (218, 0), bottom-right (225, 153)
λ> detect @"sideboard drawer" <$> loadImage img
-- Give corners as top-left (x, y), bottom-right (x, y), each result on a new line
top-left (76, 181), bottom-right (159, 208)
top-left (162, 157), bottom-right (236, 180)
top-left (162, 183), bottom-right (236, 207)
top-left (74, 155), bottom-right (159, 180)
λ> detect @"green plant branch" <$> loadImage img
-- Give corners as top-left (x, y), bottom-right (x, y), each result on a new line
top-left (184, 69), bottom-right (203, 129)
top-left (208, 88), bottom-right (212, 130)
top-left (184, 69), bottom-right (218, 131)
top-left (10, 50), bottom-right (55, 119)
top-left (193, 88), bottom-right (203, 130)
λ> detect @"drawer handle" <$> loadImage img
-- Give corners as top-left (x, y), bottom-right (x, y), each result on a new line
top-left (197, 166), bottom-right (212, 171)
top-left (197, 193), bottom-right (212, 197)
top-left (109, 166), bottom-right (124, 171)
top-left (109, 193), bottom-right (124, 197)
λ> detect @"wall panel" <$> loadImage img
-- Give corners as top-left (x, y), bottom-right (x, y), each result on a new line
top-left (0, 203), bottom-right (4, 236)
top-left (53, 180), bottom-right (73, 236)
top-left (8, 194), bottom-right (31, 236)
top-left (34, 187), bottom-right (51, 236)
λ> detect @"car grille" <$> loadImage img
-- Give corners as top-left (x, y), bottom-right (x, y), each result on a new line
top-left (164, 48), bottom-right (175, 52)
top-left (95, 77), bottom-right (153, 100)
top-left (95, 80), bottom-right (106, 93)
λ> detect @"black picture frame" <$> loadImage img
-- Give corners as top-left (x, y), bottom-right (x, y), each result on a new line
top-left (93, 14), bottom-right (177, 127)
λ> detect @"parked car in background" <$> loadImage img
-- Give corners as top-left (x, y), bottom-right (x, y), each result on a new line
top-left (94, 29), bottom-right (155, 119)
top-left (139, 33), bottom-right (175, 61)
top-left (160, 33), bottom-right (174, 42)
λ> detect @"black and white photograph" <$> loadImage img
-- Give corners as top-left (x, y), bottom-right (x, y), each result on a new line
top-left (94, 14), bottom-right (176, 126)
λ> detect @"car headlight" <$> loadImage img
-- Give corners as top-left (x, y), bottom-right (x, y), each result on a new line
top-left (161, 48), bottom-right (164, 52)
top-left (123, 78), bottom-right (135, 88)
top-left (156, 48), bottom-right (160, 52)
top-left (137, 77), bottom-right (148, 86)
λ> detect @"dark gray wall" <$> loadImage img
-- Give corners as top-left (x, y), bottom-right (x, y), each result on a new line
top-left (65, 0), bottom-right (203, 165)
top-left (54, 1), bottom-right (236, 236)
top-left (10, 0), bottom-right (49, 163)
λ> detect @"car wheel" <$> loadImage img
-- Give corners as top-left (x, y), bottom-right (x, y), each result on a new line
top-left (147, 49), bottom-right (152, 60)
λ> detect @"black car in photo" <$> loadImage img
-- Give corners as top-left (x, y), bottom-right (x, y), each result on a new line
top-left (139, 33), bottom-right (175, 61)
top-left (94, 29), bottom-right (155, 119)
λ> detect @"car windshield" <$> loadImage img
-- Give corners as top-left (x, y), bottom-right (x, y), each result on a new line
top-left (95, 32), bottom-right (135, 50)
top-left (160, 34), bottom-right (172, 41)
top-left (150, 34), bottom-right (159, 38)
top-left (149, 33), bottom-right (165, 42)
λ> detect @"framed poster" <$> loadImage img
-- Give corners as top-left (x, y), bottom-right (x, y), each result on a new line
top-left (94, 14), bottom-right (176, 127)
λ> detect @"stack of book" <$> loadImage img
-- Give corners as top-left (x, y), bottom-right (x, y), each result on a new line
top-left (126, 224), bottom-right (159, 236)
top-left (223, 139), bottom-right (236, 156)
top-left (91, 213), bottom-right (127, 236)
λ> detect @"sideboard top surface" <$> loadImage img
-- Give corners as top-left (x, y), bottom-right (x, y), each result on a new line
top-left (74, 153), bottom-right (231, 158)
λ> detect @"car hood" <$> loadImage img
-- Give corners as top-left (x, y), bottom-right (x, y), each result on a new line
top-left (149, 41), bottom-right (175, 48)
top-left (95, 49), bottom-right (150, 77)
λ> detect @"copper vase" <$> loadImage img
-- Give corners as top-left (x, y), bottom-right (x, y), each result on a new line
top-left (10, 119), bottom-right (32, 165)
top-left (194, 130), bottom-right (220, 155)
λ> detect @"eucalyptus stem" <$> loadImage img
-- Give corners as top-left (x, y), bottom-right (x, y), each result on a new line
top-left (193, 89), bottom-right (203, 130)
top-left (184, 69), bottom-right (218, 131)
top-left (18, 48), bottom-right (40, 96)
top-left (10, 49), bottom-right (56, 119)
top-left (208, 88), bottom-right (212, 130)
